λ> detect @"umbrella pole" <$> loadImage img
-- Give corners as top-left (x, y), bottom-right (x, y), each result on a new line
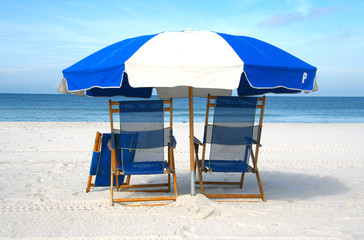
top-left (189, 87), bottom-right (196, 196)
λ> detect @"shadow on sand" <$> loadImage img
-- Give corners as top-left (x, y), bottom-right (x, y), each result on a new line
top-left (172, 170), bottom-right (349, 201)
top-left (261, 171), bottom-right (349, 201)
top-left (86, 170), bottom-right (349, 202)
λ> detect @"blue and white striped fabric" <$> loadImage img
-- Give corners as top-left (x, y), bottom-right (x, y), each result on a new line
top-left (58, 30), bottom-right (318, 98)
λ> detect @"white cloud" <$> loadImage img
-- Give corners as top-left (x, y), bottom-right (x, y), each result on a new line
top-left (0, 67), bottom-right (34, 75)
top-left (258, 6), bottom-right (335, 28)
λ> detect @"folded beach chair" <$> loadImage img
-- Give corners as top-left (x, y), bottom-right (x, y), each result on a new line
top-left (109, 99), bottom-right (177, 205)
top-left (194, 95), bottom-right (266, 201)
top-left (86, 132), bottom-right (124, 192)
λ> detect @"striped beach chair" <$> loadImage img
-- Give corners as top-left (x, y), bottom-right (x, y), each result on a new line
top-left (194, 95), bottom-right (266, 201)
top-left (109, 99), bottom-right (177, 206)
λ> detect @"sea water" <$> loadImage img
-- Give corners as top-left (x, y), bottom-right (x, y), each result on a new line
top-left (0, 93), bottom-right (363, 123)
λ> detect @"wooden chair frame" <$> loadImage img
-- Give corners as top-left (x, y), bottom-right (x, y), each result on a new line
top-left (194, 95), bottom-right (266, 201)
top-left (86, 131), bottom-right (103, 193)
top-left (109, 99), bottom-right (177, 206)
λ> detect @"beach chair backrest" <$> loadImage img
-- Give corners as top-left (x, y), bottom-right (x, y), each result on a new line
top-left (109, 100), bottom-right (172, 165)
top-left (204, 96), bottom-right (262, 165)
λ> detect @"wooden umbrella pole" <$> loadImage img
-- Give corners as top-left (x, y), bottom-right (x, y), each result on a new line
top-left (189, 87), bottom-right (196, 195)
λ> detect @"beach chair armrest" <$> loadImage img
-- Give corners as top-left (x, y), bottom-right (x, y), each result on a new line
top-left (245, 137), bottom-right (262, 147)
top-left (194, 137), bottom-right (203, 146)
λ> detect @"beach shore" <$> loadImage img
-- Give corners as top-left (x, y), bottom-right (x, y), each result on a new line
top-left (0, 122), bottom-right (363, 239)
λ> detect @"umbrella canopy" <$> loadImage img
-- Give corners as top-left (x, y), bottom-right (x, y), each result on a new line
top-left (58, 30), bottom-right (318, 196)
top-left (58, 30), bottom-right (318, 98)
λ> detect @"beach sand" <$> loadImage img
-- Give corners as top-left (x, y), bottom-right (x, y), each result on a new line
top-left (0, 122), bottom-right (363, 239)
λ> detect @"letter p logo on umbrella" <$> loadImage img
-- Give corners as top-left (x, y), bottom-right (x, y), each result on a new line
top-left (302, 72), bottom-right (307, 83)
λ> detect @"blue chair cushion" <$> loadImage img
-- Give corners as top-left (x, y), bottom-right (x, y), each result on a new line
top-left (89, 133), bottom-right (124, 187)
top-left (119, 161), bottom-right (169, 175)
top-left (201, 160), bottom-right (250, 173)
top-left (89, 151), bottom-right (100, 175)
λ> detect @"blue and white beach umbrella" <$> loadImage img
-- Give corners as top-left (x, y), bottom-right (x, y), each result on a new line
top-left (58, 30), bottom-right (318, 195)
top-left (58, 30), bottom-right (317, 98)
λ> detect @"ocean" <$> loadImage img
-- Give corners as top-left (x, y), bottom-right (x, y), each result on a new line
top-left (0, 93), bottom-right (363, 123)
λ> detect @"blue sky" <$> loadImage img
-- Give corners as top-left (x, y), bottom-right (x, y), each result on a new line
top-left (0, 0), bottom-right (363, 96)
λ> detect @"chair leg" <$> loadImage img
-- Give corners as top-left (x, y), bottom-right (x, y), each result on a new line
top-left (173, 171), bottom-right (178, 199)
top-left (126, 175), bottom-right (131, 185)
top-left (115, 174), bottom-right (120, 191)
top-left (255, 170), bottom-right (266, 202)
top-left (195, 160), bottom-right (205, 194)
top-left (110, 172), bottom-right (114, 206)
top-left (171, 149), bottom-right (177, 199)
top-left (86, 175), bottom-right (93, 193)
top-left (110, 149), bottom-right (116, 206)
top-left (167, 173), bottom-right (171, 192)
top-left (239, 173), bottom-right (245, 189)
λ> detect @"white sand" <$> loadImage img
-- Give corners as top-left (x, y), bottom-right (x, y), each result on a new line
top-left (0, 122), bottom-right (363, 239)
